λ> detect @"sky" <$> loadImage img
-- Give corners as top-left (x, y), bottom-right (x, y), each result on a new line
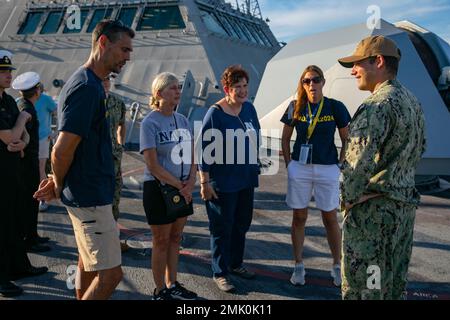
top-left (255, 0), bottom-right (450, 44)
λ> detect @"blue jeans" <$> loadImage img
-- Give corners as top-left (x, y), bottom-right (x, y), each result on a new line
top-left (205, 187), bottom-right (254, 277)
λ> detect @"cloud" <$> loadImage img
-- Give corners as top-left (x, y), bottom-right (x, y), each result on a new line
top-left (386, 4), bottom-right (450, 21)
top-left (442, 30), bottom-right (450, 44)
top-left (258, 0), bottom-right (450, 42)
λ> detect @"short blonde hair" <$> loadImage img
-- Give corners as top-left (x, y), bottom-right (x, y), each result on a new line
top-left (149, 72), bottom-right (179, 109)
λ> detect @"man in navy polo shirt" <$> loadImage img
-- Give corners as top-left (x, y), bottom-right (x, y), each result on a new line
top-left (34, 20), bottom-right (134, 300)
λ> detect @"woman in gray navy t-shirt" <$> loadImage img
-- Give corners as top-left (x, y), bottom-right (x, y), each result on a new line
top-left (140, 72), bottom-right (197, 300)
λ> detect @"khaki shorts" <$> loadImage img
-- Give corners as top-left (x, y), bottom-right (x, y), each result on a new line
top-left (66, 205), bottom-right (121, 272)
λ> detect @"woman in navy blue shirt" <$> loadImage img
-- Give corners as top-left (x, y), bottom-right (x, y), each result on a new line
top-left (199, 65), bottom-right (260, 292)
top-left (280, 65), bottom-right (351, 287)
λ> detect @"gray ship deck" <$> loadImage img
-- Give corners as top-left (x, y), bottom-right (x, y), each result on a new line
top-left (2, 151), bottom-right (450, 301)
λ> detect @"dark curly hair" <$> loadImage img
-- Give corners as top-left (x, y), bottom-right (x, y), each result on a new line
top-left (220, 65), bottom-right (249, 88)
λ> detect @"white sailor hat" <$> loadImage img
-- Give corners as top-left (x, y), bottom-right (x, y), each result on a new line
top-left (0, 49), bottom-right (15, 70)
top-left (12, 71), bottom-right (41, 91)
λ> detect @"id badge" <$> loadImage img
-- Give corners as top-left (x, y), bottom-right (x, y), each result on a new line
top-left (299, 144), bottom-right (313, 164)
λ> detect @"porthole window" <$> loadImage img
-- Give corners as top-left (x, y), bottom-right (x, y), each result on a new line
top-left (40, 11), bottom-right (64, 34)
top-left (137, 6), bottom-right (186, 31)
top-left (117, 7), bottom-right (137, 27)
top-left (87, 8), bottom-right (114, 33)
top-left (18, 11), bottom-right (43, 35)
top-left (63, 9), bottom-right (90, 33)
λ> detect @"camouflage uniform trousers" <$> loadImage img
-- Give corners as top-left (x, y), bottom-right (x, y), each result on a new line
top-left (112, 148), bottom-right (123, 221)
top-left (341, 196), bottom-right (416, 300)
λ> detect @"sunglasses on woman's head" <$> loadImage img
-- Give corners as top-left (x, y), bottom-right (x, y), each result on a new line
top-left (302, 76), bottom-right (322, 85)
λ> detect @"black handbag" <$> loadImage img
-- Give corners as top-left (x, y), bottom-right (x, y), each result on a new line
top-left (158, 183), bottom-right (190, 220)
top-left (155, 114), bottom-right (191, 219)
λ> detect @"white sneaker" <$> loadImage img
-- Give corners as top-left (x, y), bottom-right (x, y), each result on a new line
top-left (213, 276), bottom-right (235, 292)
top-left (290, 263), bottom-right (306, 286)
top-left (39, 201), bottom-right (49, 212)
top-left (331, 264), bottom-right (342, 287)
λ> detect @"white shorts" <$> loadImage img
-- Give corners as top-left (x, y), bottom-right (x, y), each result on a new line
top-left (38, 138), bottom-right (50, 159)
top-left (286, 161), bottom-right (340, 212)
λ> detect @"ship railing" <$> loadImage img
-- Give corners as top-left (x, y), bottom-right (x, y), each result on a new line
top-left (126, 101), bottom-right (144, 146)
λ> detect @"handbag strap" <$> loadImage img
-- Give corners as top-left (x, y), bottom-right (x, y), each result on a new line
top-left (152, 113), bottom-right (184, 186)
top-left (173, 113), bottom-right (184, 181)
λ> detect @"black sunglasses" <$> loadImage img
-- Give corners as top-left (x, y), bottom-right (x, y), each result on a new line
top-left (96, 20), bottom-right (126, 42)
top-left (302, 76), bottom-right (322, 85)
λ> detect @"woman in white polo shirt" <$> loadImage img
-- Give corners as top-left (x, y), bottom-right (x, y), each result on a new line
top-left (281, 65), bottom-right (350, 287)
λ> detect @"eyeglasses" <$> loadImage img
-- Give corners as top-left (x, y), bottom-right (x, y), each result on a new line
top-left (302, 76), bottom-right (322, 85)
top-left (96, 20), bottom-right (126, 42)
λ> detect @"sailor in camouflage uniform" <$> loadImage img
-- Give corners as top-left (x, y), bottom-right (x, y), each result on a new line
top-left (337, 36), bottom-right (426, 300)
top-left (103, 75), bottom-right (127, 225)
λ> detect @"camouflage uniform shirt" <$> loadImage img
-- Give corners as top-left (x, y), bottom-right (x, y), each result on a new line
top-left (107, 93), bottom-right (126, 155)
top-left (341, 79), bottom-right (426, 206)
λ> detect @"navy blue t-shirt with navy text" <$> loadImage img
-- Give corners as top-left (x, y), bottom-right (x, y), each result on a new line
top-left (58, 67), bottom-right (114, 207)
top-left (280, 97), bottom-right (351, 165)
